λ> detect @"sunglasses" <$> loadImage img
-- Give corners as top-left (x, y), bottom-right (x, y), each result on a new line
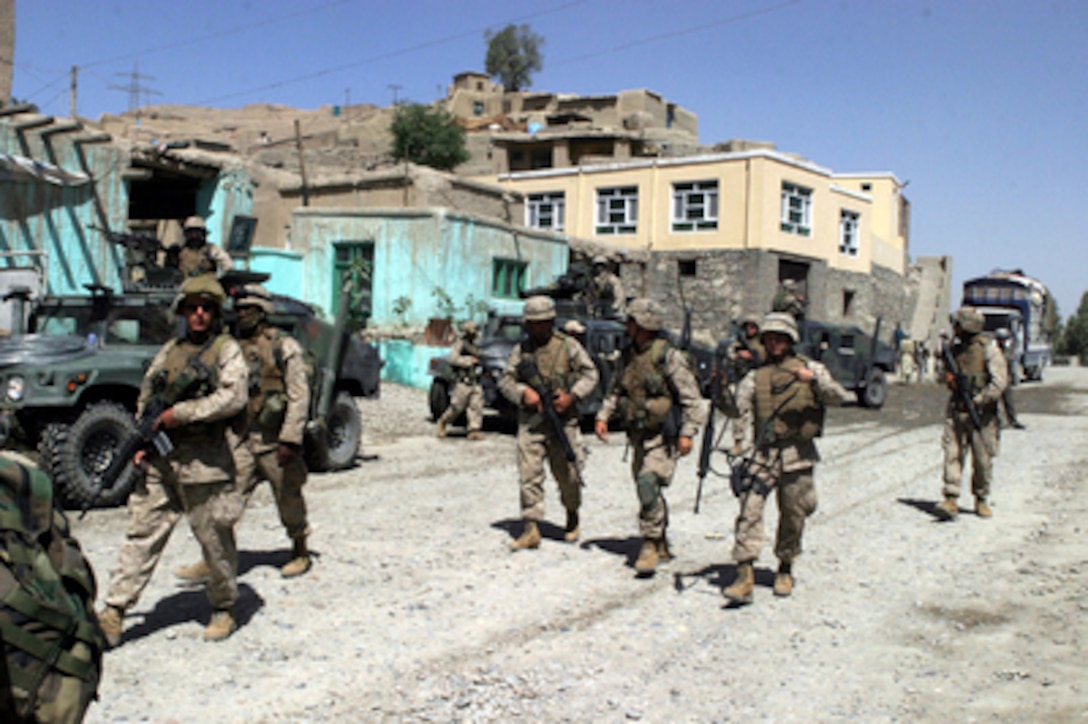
top-left (182, 301), bottom-right (216, 314)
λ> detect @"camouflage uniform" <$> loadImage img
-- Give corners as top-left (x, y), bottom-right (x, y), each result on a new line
top-left (177, 216), bottom-right (233, 277)
top-left (499, 297), bottom-right (598, 546)
top-left (592, 257), bottom-right (626, 317)
top-left (233, 285), bottom-right (312, 573)
top-left (103, 277), bottom-right (247, 635)
top-left (938, 307), bottom-right (1008, 518)
top-left (597, 299), bottom-right (705, 569)
top-left (729, 319), bottom-right (766, 452)
top-left (437, 321), bottom-right (484, 438)
top-left (720, 312), bottom-right (854, 602)
top-left (771, 280), bottom-right (806, 321)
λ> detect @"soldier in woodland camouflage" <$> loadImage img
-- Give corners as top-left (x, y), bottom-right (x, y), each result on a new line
top-left (176, 216), bottom-right (233, 278)
top-left (934, 306), bottom-right (1008, 521)
top-left (595, 298), bottom-right (706, 575)
top-left (436, 320), bottom-right (486, 441)
top-left (499, 296), bottom-right (598, 550)
top-left (718, 312), bottom-right (855, 604)
top-left (96, 275), bottom-right (247, 646)
top-left (175, 284), bottom-right (314, 581)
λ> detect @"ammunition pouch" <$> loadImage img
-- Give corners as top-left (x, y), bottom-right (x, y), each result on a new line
top-left (256, 391), bottom-right (287, 431)
top-left (619, 395), bottom-right (673, 434)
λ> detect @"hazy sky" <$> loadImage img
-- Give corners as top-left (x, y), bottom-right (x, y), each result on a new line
top-left (11, 0), bottom-right (1087, 320)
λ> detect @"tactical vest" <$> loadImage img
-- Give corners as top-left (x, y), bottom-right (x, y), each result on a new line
top-left (242, 327), bottom-right (289, 432)
top-left (754, 356), bottom-right (824, 446)
top-left (177, 245), bottom-right (215, 277)
top-left (0, 458), bottom-right (102, 723)
top-left (158, 334), bottom-right (229, 442)
top-left (455, 339), bottom-right (482, 384)
top-left (518, 331), bottom-right (578, 421)
top-left (954, 334), bottom-right (990, 397)
top-left (615, 338), bottom-right (674, 433)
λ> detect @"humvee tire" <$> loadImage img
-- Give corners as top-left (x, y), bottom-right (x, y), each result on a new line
top-left (306, 390), bottom-right (362, 472)
top-left (428, 379), bottom-right (451, 422)
top-left (45, 402), bottom-right (139, 510)
top-left (860, 368), bottom-right (887, 409)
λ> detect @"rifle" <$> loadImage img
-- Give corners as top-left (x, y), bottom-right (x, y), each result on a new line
top-left (515, 358), bottom-right (586, 488)
top-left (81, 347), bottom-right (214, 516)
top-left (941, 341), bottom-right (983, 431)
top-left (89, 225), bottom-right (165, 255)
top-left (695, 343), bottom-right (729, 513)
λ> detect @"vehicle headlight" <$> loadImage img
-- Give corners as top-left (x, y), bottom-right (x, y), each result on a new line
top-left (6, 375), bottom-right (25, 402)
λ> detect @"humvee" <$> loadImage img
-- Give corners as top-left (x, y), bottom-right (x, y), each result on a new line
top-left (795, 318), bottom-right (893, 408)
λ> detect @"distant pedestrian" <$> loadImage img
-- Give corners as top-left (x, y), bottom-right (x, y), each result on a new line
top-left (437, 320), bottom-right (486, 441)
top-left (995, 328), bottom-right (1026, 430)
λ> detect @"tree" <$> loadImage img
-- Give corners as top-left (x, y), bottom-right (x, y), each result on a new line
top-left (1057, 291), bottom-right (1088, 359)
top-left (484, 24), bottom-right (544, 92)
top-left (389, 103), bottom-right (469, 171)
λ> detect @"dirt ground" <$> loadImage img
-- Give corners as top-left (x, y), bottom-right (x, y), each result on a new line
top-left (74, 367), bottom-right (1088, 723)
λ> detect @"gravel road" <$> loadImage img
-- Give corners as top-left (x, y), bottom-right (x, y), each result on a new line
top-left (76, 367), bottom-right (1088, 722)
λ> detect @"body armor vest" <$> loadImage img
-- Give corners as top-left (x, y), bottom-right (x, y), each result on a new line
top-left (456, 339), bottom-right (482, 384)
top-left (158, 334), bottom-right (227, 440)
top-left (242, 326), bottom-right (288, 431)
top-left (177, 245), bottom-right (214, 277)
top-left (519, 331), bottom-right (573, 394)
top-left (954, 334), bottom-right (989, 397)
top-left (616, 338), bottom-right (673, 432)
top-left (754, 356), bottom-right (823, 446)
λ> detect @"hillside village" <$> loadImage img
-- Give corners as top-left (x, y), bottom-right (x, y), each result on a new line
top-left (0, 63), bottom-right (951, 389)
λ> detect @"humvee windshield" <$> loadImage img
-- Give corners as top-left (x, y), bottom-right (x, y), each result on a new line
top-left (34, 303), bottom-right (175, 346)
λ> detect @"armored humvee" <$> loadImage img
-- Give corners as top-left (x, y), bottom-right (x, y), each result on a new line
top-left (0, 274), bottom-right (381, 509)
top-left (796, 318), bottom-right (894, 408)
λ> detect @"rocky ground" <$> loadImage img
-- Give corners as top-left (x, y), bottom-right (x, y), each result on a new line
top-left (75, 368), bottom-right (1088, 723)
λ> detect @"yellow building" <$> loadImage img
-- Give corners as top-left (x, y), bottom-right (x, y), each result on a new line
top-left (493, 147), bottom-right (909, 277)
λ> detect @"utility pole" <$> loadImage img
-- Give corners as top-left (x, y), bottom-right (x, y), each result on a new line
top-left (294, 119), bottom-right (310, 207)
top-left (387, 83), bottom-right (402, 107)
top-left (109, 61), bottom-right (160, 120)
top-left (70, 66), bottom-right (78, 118)
top-left (344, 87), bottom-right (350, 119)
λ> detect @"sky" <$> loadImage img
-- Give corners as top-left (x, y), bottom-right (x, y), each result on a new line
top-left (10, 0), bottom-right (1088, 320)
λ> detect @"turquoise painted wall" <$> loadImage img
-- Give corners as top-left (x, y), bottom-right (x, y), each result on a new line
top-left (249, 247), bottom-right (305, 303)
top-left (379, 340), bottom-right (450, 389)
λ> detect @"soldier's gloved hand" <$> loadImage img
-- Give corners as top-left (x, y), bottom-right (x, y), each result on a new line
top-left (594, 419), bottom-right (609, 443)
top-left (792, 366), bottom-right (815, 383)
top-left (522, 386), bottom-right (542, 412)
top-left (155, 407), bottom-right (179, 430)
top-left (553, 390), bottom-right (575, 414)
top-left (276, 443), bottom-right (299, 465)
top-left (677, 436), bottom-right (694, 456)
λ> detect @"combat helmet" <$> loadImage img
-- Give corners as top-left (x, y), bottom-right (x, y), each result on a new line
top-left (174, 274), bottom-right (226, 313)
top-left (523, 296), bottom-right (556, 322)
top-left (627, 298), bottom-right (664, 331)
top-left (952, 306), bottom-right (985, 335)
top-left (460, 320), bottom-right (480, 337)
top-left (761, 311), bottom-right (799, 343)
top-left (237, 283), bottom-right (275, 315)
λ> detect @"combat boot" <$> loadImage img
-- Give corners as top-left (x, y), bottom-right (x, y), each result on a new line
top-left (975, 497), bottom-right (993, 519)
top-left (281, 538), bottom-right (312, 578)
top-left (634, 538), bottom-right (660, 575)
top-left (934, 495), bottom-right (960, 521)
top-left (467, 431), bottom-right (486, 441)
top-left (510, 521), bottom-right (541, 551)
top-left (723, 561), bottom-right (755, 605)
top-left (97, 605), bottom-right (124, 649)
top-left (436, 419), bottom-right (448, 438)
top-left (174, 559), bottom-right (211, 582)
top-left (656, 535), bottom-right (672, 564)
top-left (773, 561), bottom-right (794, 597)
top-left (564, 509), bottom-right (580, 542)
top-left (203, 609), bottom-right (236, 642)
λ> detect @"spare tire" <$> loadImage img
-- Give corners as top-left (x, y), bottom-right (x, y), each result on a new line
top-left (305, 390), bottom-right (362, 472)
top-left (47, 402), bottom-right (139, 510)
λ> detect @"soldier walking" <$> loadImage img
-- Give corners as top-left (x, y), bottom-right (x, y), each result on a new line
top-left (594, 299), bottom-right (706, 575)
top-left (436, 320), bottom-right (486, 441)
top-left (499, 296), bottom-right (598, 550)
top-left (719, 312), bottom-right (855, 604)
top-left (176, 216), bottom-right (233, 278)
top-left (995, 328), bottom-right (1026, 430)
top-left (175, 284), bottom-right (314, 582)
top-left (729, 316), bottom-right (765, 455)
top-left (935, 307), bottom-right (1008, 520)
top-left (97, 275), bottom-right (248, 645)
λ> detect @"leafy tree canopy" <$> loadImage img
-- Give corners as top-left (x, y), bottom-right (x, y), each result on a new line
top-left (389, 103), bottom-right (469, 171)
top-left (1057, 291), bottom-right (1088, 359)
top-left (484, 24), bottom-right (544, 92)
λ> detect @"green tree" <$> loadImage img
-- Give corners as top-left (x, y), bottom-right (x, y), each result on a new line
top-left (1057, 291), bottom-right (1088, 359)
top-left (389, 103), bottom-right (469, 171)
top-left (484, 24), bottom-right (544, 91)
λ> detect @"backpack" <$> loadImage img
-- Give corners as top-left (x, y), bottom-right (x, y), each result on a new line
top-left (0, 456), bottom-right (103, 723)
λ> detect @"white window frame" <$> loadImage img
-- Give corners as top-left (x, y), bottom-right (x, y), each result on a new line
top-left (839, 209), bottom-right (860, 256)
top-left (672, 180), bottom-right (718, 232)
top-left (595, 186), bottom-right (638, 235)
top-left (526, 191), bottom-right (565, 231)
top-left (780, 181), bottom-right (812, 236)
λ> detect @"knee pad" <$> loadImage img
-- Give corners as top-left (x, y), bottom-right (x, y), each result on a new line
top-left (636, 473), bottom-right (660, 513)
